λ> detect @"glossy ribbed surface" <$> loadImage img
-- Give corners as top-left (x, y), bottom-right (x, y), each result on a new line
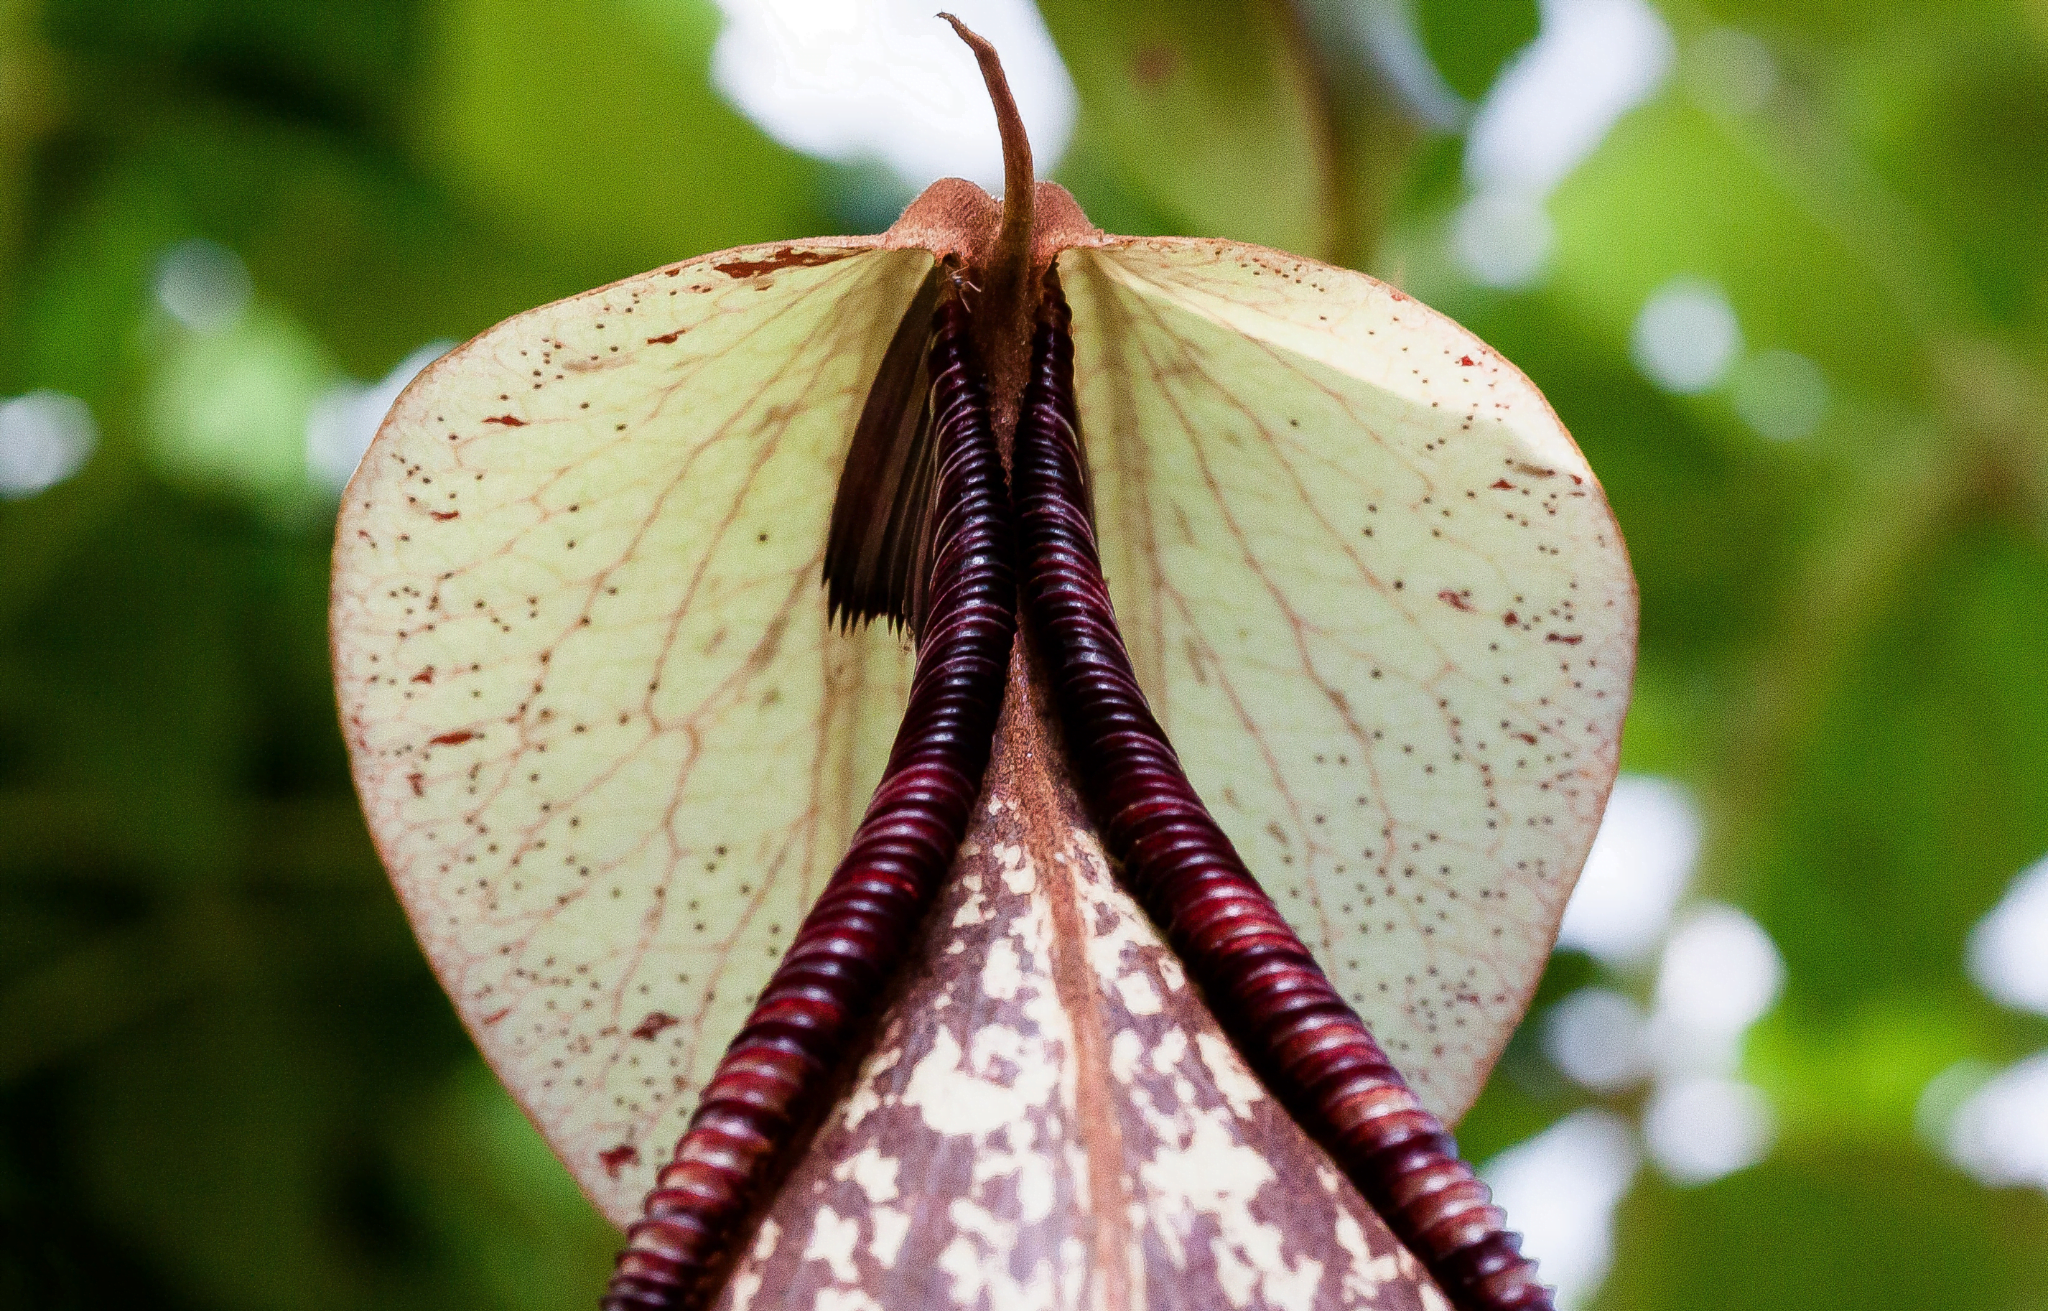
top-left (601, 292), bottom-right (1017, 1311)
top-left (1011, 270), bottom-right (1553, 1311)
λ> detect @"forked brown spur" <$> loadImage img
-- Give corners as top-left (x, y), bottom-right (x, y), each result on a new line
top-left (330, 17), bottom-right (1636, 1311)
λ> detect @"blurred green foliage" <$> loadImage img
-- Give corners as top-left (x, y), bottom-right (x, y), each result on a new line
top-left (2, 1), bottom-right (2045, 1309)
top-left (1414, 0), bottom-right (1538, 102)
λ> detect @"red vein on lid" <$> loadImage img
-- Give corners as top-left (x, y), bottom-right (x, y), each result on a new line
top-left (1011, 269), bottom-right (1554, 1311)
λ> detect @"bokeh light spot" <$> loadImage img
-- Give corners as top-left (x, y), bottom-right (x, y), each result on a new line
top-left (1966, 853), bottom-right (2048, 1017)
top-left (708, 0), bottom-right (1075, 194)
top-left (1556, 774), bottom-right (1701, 966)
top-left (1464, 0), bottom-right (1674, 197)
top-left (1653, 902), bottom-right (1785, 1058)
top-left (1643, 1075), bottom-right (1775, 1184)
top-left (1942, 1053), bottom-right (2048, 1194)
top-left (154, 238), bottom-right (253, 334)
top-left (1451, 189), bottom-right (1555, 290)
top-left (1544, 987), bottom-right (1651, 1093)
top-left (1450, 0), bottom-right (1671, 290)
top-left (0, 391), bottom-right (99, 499)
top-left (1483, 1110), bottom-right (1641, 1310)
top-left (1632, 277), bottom-right (1741, 393)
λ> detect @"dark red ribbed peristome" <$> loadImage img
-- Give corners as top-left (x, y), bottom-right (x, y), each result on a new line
top-left (601, 289), bottom-right (1016, 1311)
top-left (1010, 269), bottom-right (1555, 1311)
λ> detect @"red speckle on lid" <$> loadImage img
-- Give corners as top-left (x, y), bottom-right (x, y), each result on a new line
top-left (632, 1011), bottom-right (681, 1041)
top-left (599, 1144), bottom-right (639, 1179)
top-left (1547, 633), bottom-right (1584, 645)
top-left (1458, 356), bottom-right (1477, 367)
top-left (411, 666), bottom-right (435, 684)
top-left (1438, 590), bottom-right (1475, 613)
top-left (481, 1006), bottom-right (512, 1025)
top-left (482, 415), bottom-right (526, 427)
top-left (429, 730), bottom-right (478, 747)
top-left (429, 510), bottom-right (459, 521)
top-left (713, 247), bottom-right (853, 278)
top-left (646, 330), bottom-right (684, 345)
top-left (1502, 611), bottom-right (1519, 626)
top-left (407, 772), bottom-right (424, 797)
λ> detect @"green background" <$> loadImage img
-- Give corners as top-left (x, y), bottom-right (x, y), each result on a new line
top-left (3, 0), bottom-right (2046, 1307)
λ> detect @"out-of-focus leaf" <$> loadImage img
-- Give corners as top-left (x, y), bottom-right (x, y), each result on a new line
top-left (0, 918), bottom-right (200, 1086)
top-left (1693, 0), bottom-right (2018, 43)
top-left (80, 991), bottom-right (381, 1311)
top-left (2, 494), bottom-right (252, 882)
top-left (0, 448), bottom-right (132, 626)
top-left (43, 0), bottom-right (413, 128)
top-left (1748, 996), bottom-right (1994, 1142)
top-left (398, 1067), bottom-right (646, 1311)
top-left (0, 0), bottom-right (58, 283)
top-left (1850, 37), bottom-right (2048, 331)
top-left (1549, 95), bottom-right (1922, 408)
top-left (416, 0), bottom-right (830, 281)
top-left (144, 301), bottom-right (335, 520)
top-left (1037, 0), bottom-right (1337, 257)
top-left (1752, 517), bottom-right (2048, 1021)
top-left (1599, 1146), bottom-right (2048, 1310)
top-left (1414, 0), bottom-right (1538, 103)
